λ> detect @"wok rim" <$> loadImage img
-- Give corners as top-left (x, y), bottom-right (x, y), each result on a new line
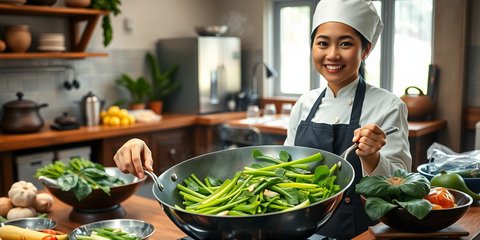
top-left (152, 145), bottom-right (355, 218)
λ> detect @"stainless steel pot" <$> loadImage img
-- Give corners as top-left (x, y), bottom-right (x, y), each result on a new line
top-left (1, 92), bottom-right (48, 134)
top-left (151, 145), bottom-right (355, 240)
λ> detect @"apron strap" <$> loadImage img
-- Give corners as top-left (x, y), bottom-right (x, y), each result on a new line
top-left (349, 77), bottom-right (366, 125)
top-left (304, 88), bottom-right (326, 122)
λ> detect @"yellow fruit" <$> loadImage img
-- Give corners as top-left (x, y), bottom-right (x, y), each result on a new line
top-left (118, 109), bottom-right (129, 119)
top-left (101, 110), bottom-right (107, 118)
top-left (102, 116), bottom-right (111, 125)
top-left (109, 116), bottom-right (120, 126)
top-left (128, 115), bottom-right (136, 124)
top-left (120, 117), bottom-right (130, 126)
top-left (108, 106), bottom-right (120, 116)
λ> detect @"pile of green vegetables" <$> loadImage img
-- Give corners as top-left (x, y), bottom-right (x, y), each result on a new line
top-left (176, 149), bottom-right (341, 216)
top-left (34, 157), bottom-right (126, 201)
top-left (76, 228), bottom-right (140, 240)
top-left (355, 169), bottom-right (432, 220)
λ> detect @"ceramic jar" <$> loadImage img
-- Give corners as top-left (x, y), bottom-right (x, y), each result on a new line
top-left (400, 86), bottom-right (434, 121)
top-left (0, 39), bottom-right (6, 52)
top-left (5, 25), bottom-right (32, 53)
top-left (65, 0), bottom-right (91, 8)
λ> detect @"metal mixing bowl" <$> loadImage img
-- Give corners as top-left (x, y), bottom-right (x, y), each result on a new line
top-left (68, 219), bottom-right (154, 240)
top-left (40, 167), bottom-right (146, 210)
top-left (0, 217), bottom-right (56, 230)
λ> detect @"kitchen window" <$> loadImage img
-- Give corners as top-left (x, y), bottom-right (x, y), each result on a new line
top-left (271, 0), bottom-right (433, 97)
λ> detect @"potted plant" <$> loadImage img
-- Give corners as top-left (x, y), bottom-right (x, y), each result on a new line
top-left (90, 0), bottom-right (121, 47)
top-left (145, 52), bottom-right (180, 114)
top-left (115, 74), bottom-right (151, 110)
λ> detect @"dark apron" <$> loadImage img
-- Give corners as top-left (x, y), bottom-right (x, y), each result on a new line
top-left (294, 78), bottom-right (376, 240)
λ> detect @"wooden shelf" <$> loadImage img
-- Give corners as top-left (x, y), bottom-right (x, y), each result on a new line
top-left (0, 3), bottom-right (108, 58)
top-left (0, 52), bottom-right (108, 59)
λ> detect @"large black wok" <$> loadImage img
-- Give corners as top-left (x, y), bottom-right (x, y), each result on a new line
top-left (151, 145), bottom-right (354, 240)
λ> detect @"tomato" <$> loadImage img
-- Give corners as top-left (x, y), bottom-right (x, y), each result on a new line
top-left (425, 187), bottom-right (455, 209)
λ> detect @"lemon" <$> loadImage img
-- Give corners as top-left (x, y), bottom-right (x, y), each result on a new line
top-left (118, 109), bottom-right (129, 119)
top-left (120, 117), bottom-right (130, 126)
top-left (128, 115), bottom-right (136, 124)
top-left (109, 116), bottom-right (120, 126)
top-left (108, 106), bottom-right (121, 116)
top-left (102, 115), bottom-right (111, 125)
top-left (101, 110), bottom-right (107, 118)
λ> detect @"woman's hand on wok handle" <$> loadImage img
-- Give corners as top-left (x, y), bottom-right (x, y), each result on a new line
top-left (113, 138), bottom-right (154, 179)
top-left (352, 124), bottom-right (386, 173)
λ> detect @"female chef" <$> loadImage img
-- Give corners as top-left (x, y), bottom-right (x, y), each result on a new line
top-left (283, 0), bottom-right (412, 238)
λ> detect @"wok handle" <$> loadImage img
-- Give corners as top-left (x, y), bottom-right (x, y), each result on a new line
top-left (340, 126), bottom-right (399, 159)
top-left (143, 167), bottom-right (164, 192)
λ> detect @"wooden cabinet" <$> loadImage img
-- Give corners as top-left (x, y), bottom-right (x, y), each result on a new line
top-left (150, 128), bottom-right (194, 174)
top-left (0, 3), bottom-right (107, 59)
top-left (99, 134), bottom-right (151, 167)
top-left (99, 128), bottom-right (194, 175)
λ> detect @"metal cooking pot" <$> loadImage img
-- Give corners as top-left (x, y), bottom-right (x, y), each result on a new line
top-left (151, 145), bottom-right (354, 240)
top-left (0, 92), bottom-right (48, 134)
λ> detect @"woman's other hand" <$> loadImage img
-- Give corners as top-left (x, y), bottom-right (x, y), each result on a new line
top-left (113, 138), bottom-right (154, 178)
top-left (352, 124), bottom-right (386, 172)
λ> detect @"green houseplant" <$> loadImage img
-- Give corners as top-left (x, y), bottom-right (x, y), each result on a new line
top-left (115, 74), bottom-right (151, 109)
top-left (90, 0), bottom-right (121, 47)
top-left (145, 52), bottom-right (180, 114)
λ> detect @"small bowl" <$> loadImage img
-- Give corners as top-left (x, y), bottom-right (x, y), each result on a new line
top-left (379, 188), bottom-right (472, 232)
top-left (68, 219), bottom-right (154, 240)
top-left (40, 167), bottom-right (146, 210)
top-left (417, 163), bottom-right (480, 193)
top-left (195, 25), bottom-right (228, 36)
top-left (0, 218), bottom-right (56, 230)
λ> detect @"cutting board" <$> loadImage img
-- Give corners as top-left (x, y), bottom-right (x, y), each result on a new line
top-left (369, 223), bottom-right (469, 239)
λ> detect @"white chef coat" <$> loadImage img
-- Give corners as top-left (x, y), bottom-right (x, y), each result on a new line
top-left (284, 78), bottom-right (412, 177)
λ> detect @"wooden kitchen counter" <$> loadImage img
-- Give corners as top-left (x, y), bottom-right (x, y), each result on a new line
top-left (47, 193), bottom-right (479, 240)
top-left (48, 194), bottom-right (185, 240)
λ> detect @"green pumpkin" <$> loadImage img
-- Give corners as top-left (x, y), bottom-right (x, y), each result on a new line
top-left (355, 169), bottom-right (432, 220)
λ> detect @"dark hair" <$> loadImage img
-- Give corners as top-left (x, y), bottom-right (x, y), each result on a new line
top-left (310, 27), bottom-right (370, 79)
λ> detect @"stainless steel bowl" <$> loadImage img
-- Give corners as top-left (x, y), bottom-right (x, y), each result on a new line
top-left (195, 25), bottom-right (228, 36)
top-left (68, 219), bottom-right (155, 240)
top-left (0, 217), bottom-right (56, 230)
top-left (41, 167), bottom-right (146, 210)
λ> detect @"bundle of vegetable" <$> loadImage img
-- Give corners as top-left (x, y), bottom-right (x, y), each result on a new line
top-left (355, 169), bottom-right (432, 220)
top-left (76, 228), bottom-right (140, 240)
top-left (176, 149), bottom-right (341, 216)
top-left (0, 225), bottom-right (68, 240)
top-left (34, 158), bottom-right (126, 201)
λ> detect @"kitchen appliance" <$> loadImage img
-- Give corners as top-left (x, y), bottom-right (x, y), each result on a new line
top-left (149, 145), bottom-right (354, 240)
top-left (0, 92), bottom-right (48, 134)
top-left (156, 37), bottom-right (241, 114)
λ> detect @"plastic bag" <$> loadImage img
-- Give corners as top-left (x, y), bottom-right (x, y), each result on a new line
top-left (425, 142), bottom-right (480, 175)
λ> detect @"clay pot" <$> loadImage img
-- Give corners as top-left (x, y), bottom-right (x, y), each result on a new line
top-left (400, 86), bottom-right (434, 121)
top-left (5, 25), bottom-right (32, 53)
top-left (148, 100), bottom-right (163, 115)
top-left (0, 39), bottom-right (6, 52)
top-left (65, 0), bottom-right (91, 8)
top-left (1, 92), bottom-right (48, 134)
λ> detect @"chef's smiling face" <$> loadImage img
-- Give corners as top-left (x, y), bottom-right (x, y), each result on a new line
top-left (312, 22), bottom-right (371, 94)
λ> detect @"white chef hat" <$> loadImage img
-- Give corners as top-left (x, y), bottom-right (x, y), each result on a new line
top-left (311, 0), bottom-right (383, 51)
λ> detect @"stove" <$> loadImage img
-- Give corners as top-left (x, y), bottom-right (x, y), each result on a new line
top-left (178, 234), bottom-right (334, 240)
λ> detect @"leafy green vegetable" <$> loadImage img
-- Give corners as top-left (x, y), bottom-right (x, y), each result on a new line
top-left (176, 150), bottom-right (341, 216)
top-left (355, 169), bottom-right (432, 220)
top-left (77, 227), bottom-right (140, 240)
top-left (34, 157), bottom-right (126, 201)
top-left (90, 0), bottom-right (122, 47)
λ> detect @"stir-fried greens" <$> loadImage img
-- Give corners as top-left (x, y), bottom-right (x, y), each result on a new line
top-left (76, 228), bottom-right (140, 240)
top-left (176, 149), bottom-right (341, 216)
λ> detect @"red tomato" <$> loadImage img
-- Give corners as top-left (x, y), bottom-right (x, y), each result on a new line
top-left (425, 187), bottom-right (455, 209)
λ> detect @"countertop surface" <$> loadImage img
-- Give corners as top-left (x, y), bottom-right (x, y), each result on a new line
top-left (46, 192), bottom-right (480, 240)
